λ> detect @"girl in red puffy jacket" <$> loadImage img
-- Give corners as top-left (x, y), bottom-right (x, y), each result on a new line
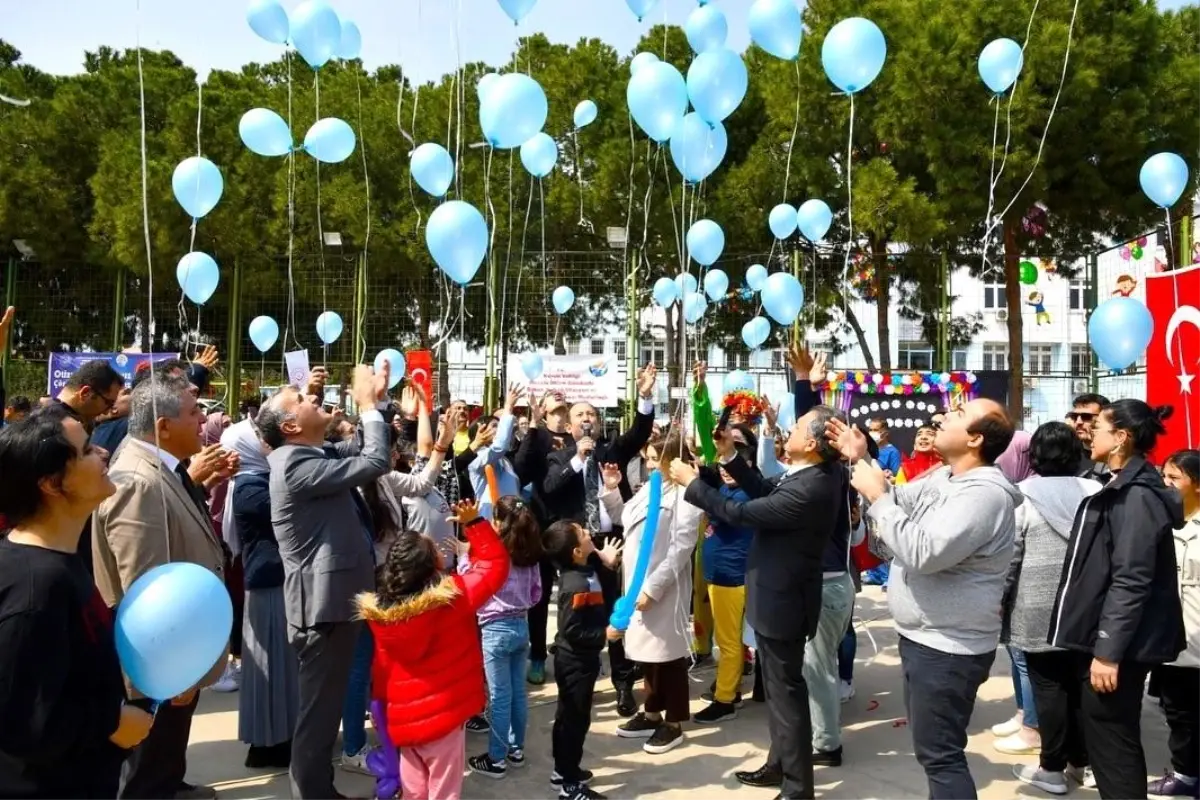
top-left (356, 500), bottom-right (510, 800)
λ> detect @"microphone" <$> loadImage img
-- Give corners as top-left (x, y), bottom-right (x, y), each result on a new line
top-left (581, 422), bottom-right (593, 438)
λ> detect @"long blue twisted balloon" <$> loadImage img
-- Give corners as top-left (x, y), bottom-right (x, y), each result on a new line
top-left (610, 469), bottom-right (663, 631)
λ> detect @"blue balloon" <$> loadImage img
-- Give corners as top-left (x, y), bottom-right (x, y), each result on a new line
top-left (777, 392), bottom-right (796, 430)
top-left (116, 562), bottom-right (232, 701)
top-left (239, 108), bottom-right (292, 157)
top-left (176, 252), bottom-right (220, 305)
top-left (769, 203), bottom-right (797, 239)
top-left (247, 0), bottom-right (290, 45)
top-left (748, 0), bottom-right (803, 60)
top-left (725, 369), bottom-right (755, 393)
top-left (477, 73), bottom-right (499, 100)
top-left (373, 348), bottom-right (406, 388)
top-left (303, 118), bottom-right (356, 163)
top-left (978, 38), bottom-right (1023, 94)
top-left (520, 132), bottom-right (558, 178)
top-left (1089, 297), bottom-right (1154, 370)
top-left (746, 263), bottom-right (768, 292)
top-left (821, 17), bottom-right (887, 94)
top-left (248, 315), bottom-right (279, 353)
top-left (796, 199), bottom-right (833, 241)
top-left (337, 19), bottom-right (362, 60)
top-left (610, 470), bottom-right (662, 631)
top-left (497, 0), bottom-right (536, 23)
top-left (685, 5), bottom-right (728, 53)
top-left (316, 310), bottom-right (343, 344)
top-left (426, 201), bottom-right (488, 285)
top-left (574, 100), bottom-right (598, 129)
top-left (683, 292), bottom-right (708, 323)
top-left (520, 352), bottom-right (544, 381)
top-left (704, 269), bottom-right (729, 301)
top-left (625, 0), bottom-right (659, 21)
top-left (674, 273), bottom-right (699, 297)
top-left (1140, 152), bottom-right (1189, 209)
top-left (762, 272), bottom-right (805, 325)
top-left (686, 48), bottom-right (748, 125)
top-left (669, 113), bottom-right (727, 183)
top-left (627, 61), bottom-right (688, 143)
top-left (686, 219), bottom-right (725, 266)
top-left (290, 0), bottom-right (342, 69)
top-left (630, 52), bottom-right (659, 75)
top-left (742, 316), bottom-right (771, 349)
top-left (410, 143), bottom-right (455, 197)
top-left (552, 286), bottom-right (575, 315)
top-left (479, 73), bottom-right (548, 149)
top-left (172, 157), bottom-right (223, 219)
top-left (653, 277), bottom-right (679, 307)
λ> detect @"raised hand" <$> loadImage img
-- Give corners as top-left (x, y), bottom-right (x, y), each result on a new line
top-left (600, 462), bottom-right (623, 491)
top-left (505, 383), bottom-right (524, 414)
top-left (0, 306), bottom-right (13, 353)
top-left (529, 389), bottom-right (544, 426)
top-left (811, 352), bottom-right (828, 385)
top-left (187, 443), bottom-right (224, 485)
top-left (399, 385), bottom-right (420, 418)
top-left (196, 344), bottom-right (220, 371)
top-left (668, 457), bottom-right (699, 487)
top-left (306, 366), bottom-right (329, 397)
top-left (597, 536), bottom-right (624, 568)
top-left (692, 360), bottom-right (707, 385)
top-left (447, 499), bottom-right (480, 525)
top-left (637, 364), bottom-right (658, 398)
top-left (786, 344), bottom-right (815, 379)
top-left (762, 394), bottom-right (779, 433)
top-left (825, 417), bottom-right (868, 461)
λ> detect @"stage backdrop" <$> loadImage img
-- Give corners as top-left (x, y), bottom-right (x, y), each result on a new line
top-left (1146, 263), bottom-right (1200, 458)
top-left (506, 354), bottom-right (621, 408)
top-left (48, 352), bottom-right (179, 395)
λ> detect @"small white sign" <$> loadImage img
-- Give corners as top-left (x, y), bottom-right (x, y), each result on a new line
top-left (284, 350), bottom-right (311, 389)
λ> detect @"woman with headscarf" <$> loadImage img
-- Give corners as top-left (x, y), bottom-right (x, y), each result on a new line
top-left (220, 419), bottom-right (298, 770)
top-left (997, 429), bottom-right (1034, 484)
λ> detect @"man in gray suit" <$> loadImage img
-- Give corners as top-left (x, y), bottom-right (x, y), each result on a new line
top-left (256, 363), bottom-right (391, 799)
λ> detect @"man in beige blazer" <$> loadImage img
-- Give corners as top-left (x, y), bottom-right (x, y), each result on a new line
top-left (93, 375), bottom-right (228, 800)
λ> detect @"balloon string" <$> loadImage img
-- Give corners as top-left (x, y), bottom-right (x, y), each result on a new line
top-left (1163, 209), bottom-right (1194, 447)
top-left (980, 98), bottom-right (1003, 278)
top-left (314, 71), bottom-right (328, 365)
top-left (177, 80), bottom-right (204, 355)
top-left (513, 174), bottom-right (534, 340)
top-left (452, 0), bottom-right (465, 198)
top-left (841, 93), bottom-right (856, 321)
top-left (575, 128), bottom-right (587, 226)
top-left (356, 68), bottom-right (372, 364)
top-left (285, 48), bottom-right (301, 354)
top-left (782, 57), bottom-right (802, 202)
top-left (499, 151), bottom-right (515, 365)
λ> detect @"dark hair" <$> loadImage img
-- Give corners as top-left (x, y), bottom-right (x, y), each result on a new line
top-left (361, 481), bottom-right (401, 543)
top-left (809, 406), bottom-right (846, 463)
top-left (1166, 449), bottom-right (1200, 483)
top-left (649, 430), bottom-right (692, 464)
top-left (1029, 421), bottom-right (1083, 478)
top-left (468, 416), bottom-right (500, 441)
top-left (378, 530), bottom-right (441, 607)
top-left (1104, 399), bottom-right (1172, 455)
top-left (0, 409), bottom-right (80, 526)
top-left (131, 358), bottom-right (189, 389)
top-left (730, 422), bottom-right (758, 456)
top-left (5, 396), bottom-right (31, 414)
top-left (869, 417), bottom-right (889, 430)
top-left (65, 360), bottom-right (123, 394)
top-left (543, 519), bottom-right (583, 569)
top-left (967, 405), bottom-right (1015, 464)
top-left (1072, 393), bottom-right (1110, 410)
top-left (495, 496), bottom-right (542, 567)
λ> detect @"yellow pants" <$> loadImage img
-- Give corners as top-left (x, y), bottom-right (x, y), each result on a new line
top-left (709, 584), bottom-right (747, 703)
top-left (692, 547), bottom-right (713, 655)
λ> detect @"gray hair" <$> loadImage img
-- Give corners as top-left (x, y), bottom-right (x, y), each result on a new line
top-left (128, 376), bottom-right (192, 438)
top-left (255, 389), bottom-right (295, 450)
top-left (807, 405), bottom-right (845, 463)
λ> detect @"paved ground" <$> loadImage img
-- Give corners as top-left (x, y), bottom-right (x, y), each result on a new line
top-left (186, 587), bottom-right (1171, 799)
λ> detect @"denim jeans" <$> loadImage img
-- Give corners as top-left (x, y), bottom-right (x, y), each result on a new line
top-left (342, 626), bottom-right (374, 756)
top-left (1007, 646), bottom-right (1039, 729)
top-left (803, 573), bottom-right (855, 751)
top-left (482, 616), bottom-right (530, 761)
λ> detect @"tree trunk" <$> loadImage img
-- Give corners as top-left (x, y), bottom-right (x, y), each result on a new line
top-left (843, 304), bottom-right (877, 371)
top-left (872, 238), bottom-right (891, 372)
top-left (1003, 218), bottom-right (1024, 422)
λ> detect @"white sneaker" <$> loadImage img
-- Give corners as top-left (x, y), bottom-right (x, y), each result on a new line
top-left (991, 711), bottom-right (1023, 737)
top-left (209, 661), bottom-right (241, 693)
top-left (839, 680), bottom-right (855, 704)
top-left (1013, 764), bottom-right (1068, 795)
top-left (1065, 765), bottom-right (1096, 789)
top-left (993, 732), bottom-right (1041, 755)
top-left (339, 747), bottom-right (374, 775)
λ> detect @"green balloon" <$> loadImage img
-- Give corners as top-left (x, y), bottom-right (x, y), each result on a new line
top-left (1131, 245), bottom-right (1144, 260)
top-left (1019, 261), bottom-right (1038, 285)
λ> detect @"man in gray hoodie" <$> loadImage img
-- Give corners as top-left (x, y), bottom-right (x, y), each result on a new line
top-left (827, 399), bottom-right (1020, 800)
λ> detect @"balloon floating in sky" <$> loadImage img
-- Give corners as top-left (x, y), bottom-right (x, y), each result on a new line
top-left (248, 315), bottom-right (279, 353)
top-left (628, 61), bottom-right (688, 143)
top-left (303, 118), bottom-right (356, 163)
top-left (704, 269), bottom-right (729, 301)
top-left (497, 0), bottom-right (536, 24)
top-left (978, 38), bottom-right (1023, 94)
top-left (410, 143), bottom-right (455, 197)
top-left (520, 132), bottom-right (558, 178)
top-left (172, 157), bottom-right (223, 219)
top-left (426, 201), bottom-right (488, 286)
top-left (373, 349), bottom-right (406, 389)
top-left (762, 273), bottom-right (805, 325)
top-left (674, 273), bottom-right (699, 298)
top-left (746, 263), bottom-right (768, 292)
top-left (520, 352), bottom-right (544, 381)
top-left (821, 17), bottom-right (887, 94)
top-left (683, 292), bottom-right (708, 324)
top-left (769, 203), bottom-right (797, 239)
top-left (246, 0), bottom-right (290, 45)
top-left (725, 369), bottom-right (755, 393)
top-left (477, 73), bottom-right (499, 99)
top-left (653, 277), bottom-right (679, 307)
top-left (480, 74), bottom-right (548, 150)
top-left (115, 562), bottom-right (232, 701)
top-left (552, 286), bottom-right (575, 315)
top-left (1089, 297), bottom-right (1154, 370)
top-left (337, 19), bottom-right (362, 60)
top-left (315, 310), bottom-right (343, 344)
top-left (687, 48), bottom-right (748, 125)
top-left (748, 0), bottom-right (803, 60)
top-left (685, 5), bottom-right (728, 53)
top-left (796, 199), bottom-right (833, 241)
top-left (742, 316), bottom-right (771, 349)
top-left (176, 252), bottom-right (220, 305)
top-left (1140, 152), bottom-right (1189, 208)
top-left (669, 113), bottom-right (727, 183)
top-left (686, 219), bottom-right (725, 266)
top-left (240, 109), bottom-right (292, 157)
top-left (630, 52), bottom-right (659, 75)
top-left (573, 99), bottom-right (598, 129)
top-left (625, 0), bottom-right (659, 22)
top-left (290, 0), bottom-right (342, 69)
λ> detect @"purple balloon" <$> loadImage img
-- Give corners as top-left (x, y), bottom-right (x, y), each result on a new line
top-left (368, 700), bottom-right (401, 799)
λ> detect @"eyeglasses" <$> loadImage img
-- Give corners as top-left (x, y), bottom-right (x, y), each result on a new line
top-left (1066, 412), bottom-right (1096, 423)
top-left (928, 420), bottom-right (943, 431)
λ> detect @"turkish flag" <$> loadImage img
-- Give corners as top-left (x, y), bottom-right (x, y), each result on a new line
top-left (1145, 263), bottom-right (1200, 461)
top-left (406, 350), bottom-right (433, 403)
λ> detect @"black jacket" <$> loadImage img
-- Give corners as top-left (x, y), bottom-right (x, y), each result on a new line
top-left (232, 474), bottom-right (285, 590)
top-left (685, 455), bottom-right (846, 642)
top-left (1048, 456), bottom-right (1186, 664)
top-left (513, 426), bottom-right (571, 527)
top-left (540, 411), bottom-right (654, 526)
top-left (554, 563), bottom-right (608, 655)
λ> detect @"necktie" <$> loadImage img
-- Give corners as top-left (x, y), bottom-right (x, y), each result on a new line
top-left (174, 463), bottom-right (209, 517)
top-left (584, 455), bottom-right (601, 536)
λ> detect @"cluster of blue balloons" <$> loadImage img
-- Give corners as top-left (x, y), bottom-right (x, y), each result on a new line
top-left (978, 38), bottom-right (1023, 94)
top-left (247, 0), bottom-right (362, 67)
top-left (821, 18), bottom-right (886, 94)
top-left (552, 286), bottom-right (575, 315)
top-left (239, 109), bottom-right (356, 164)
top-left (628, 45), bottom-right (747, 154)
top-left (687, 219), bottom-right (725, 266)
top-left (248, 315), bottom-right (279, 353)
top-left (316, 310), bottom-right (343, 344)
top-left (768, 199), bottom-right (833, 241)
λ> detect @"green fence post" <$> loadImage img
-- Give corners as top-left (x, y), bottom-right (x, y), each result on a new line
top-left (225, 258), bottom-right (242, 404)
top-left (353, 252), bottom-right (367, 366)
top-left (1087, 253), bottom-right (1099, 393)
top-left (111, 267), bottom-right (127, 352)
top-left (2, 256), bottom-right (15, 387)
top-left (625, 247), bottom-right (640, 430)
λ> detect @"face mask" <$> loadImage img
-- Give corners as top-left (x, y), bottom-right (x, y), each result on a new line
top-left (869, 432), bottom-right (882, 443)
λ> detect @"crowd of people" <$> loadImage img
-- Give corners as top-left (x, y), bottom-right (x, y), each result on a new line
top-left (0, 298), bottom-right (1196, 800)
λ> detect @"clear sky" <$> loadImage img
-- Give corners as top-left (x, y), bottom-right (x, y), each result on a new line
top-left (6, 0), bottom-right (1191, 81)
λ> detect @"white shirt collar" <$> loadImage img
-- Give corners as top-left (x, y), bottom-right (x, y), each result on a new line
top-left (130, 438), bottom-right (182, 474)
top-left (786, 460), bottom-right (814, 476)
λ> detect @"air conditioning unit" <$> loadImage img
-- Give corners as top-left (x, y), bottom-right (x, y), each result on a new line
top-left (1023, 377), bottom-right (1038, 389)
top-left (1072, 379), bottom-right (1090, 394)
top-left (995, 309), bottom-right (1009, 323)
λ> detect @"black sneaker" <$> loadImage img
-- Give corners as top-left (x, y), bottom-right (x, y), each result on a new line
top-left (616, 711), bottom-right (659, 738)
top-left (506, 746), bottom-right (526, 768)
top-left (615, 684), bottom-right (637, 718)
top-left (743, 658), bottom-right (754, 676)
top-left (812, 746), bottom-right (843, 767)
top-left (466, 714), bottom-right (490, 734)
top-left (693, 700), bottom-right (738, 725)
top-left (467, 753), bottom-right (508, 779)
top-left (559, 784), bottom-right (606, 800)
top-left (551, 768), bottom-right (594, 786)
top-left (643, 723), bottom-right (684, 754)
top-left (700, 682), bottom-right (743, 706)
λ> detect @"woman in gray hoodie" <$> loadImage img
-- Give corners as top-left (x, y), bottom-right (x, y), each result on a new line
top-left (1004, 422), bottom-right (1101, 794)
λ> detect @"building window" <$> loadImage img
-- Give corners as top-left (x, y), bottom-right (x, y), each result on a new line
top-left (1069, 279), bottom-right (1087, 311)
top-left (982, 342), bottom-right (1008, 371)
top-left (1027, 343), bottom-right (1053, 374)
top-left (564, 340), bottom-right (579, 355)
top-left (589, 338), bottom-right (605, 356)
top-left (1070, 343), bottom-right (1090, 375)
top-left (951, 348), bottom-right (969, 371)
top-left (983, 283), bottom-right (1007, 310)
top-left (643, 340), bottom-right (666, 368)
top-left (898, 341), bottom-right (934, 371)
top-left (727, 351), bottom-right (750, 371)
top-left (614, 340), bottom-right (627, 362)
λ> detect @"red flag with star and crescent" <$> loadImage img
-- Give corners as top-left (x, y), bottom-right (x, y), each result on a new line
top-left (1145, 263), bottom-right (1200, 461)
